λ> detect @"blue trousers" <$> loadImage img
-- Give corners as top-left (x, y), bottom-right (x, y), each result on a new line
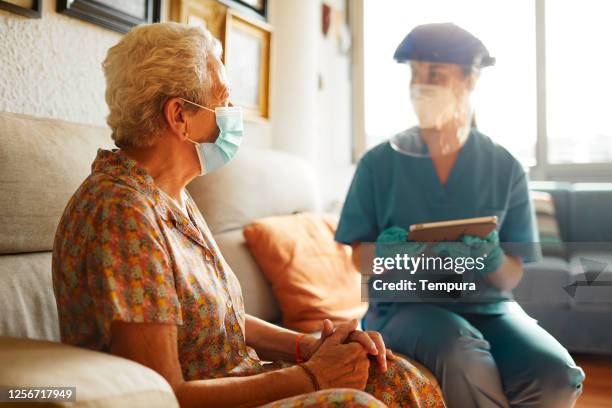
top-left (365, 303), bottom-right (585, 408)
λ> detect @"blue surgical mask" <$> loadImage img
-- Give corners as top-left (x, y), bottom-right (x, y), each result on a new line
top-left (179, 97), bottom-right (244, 175)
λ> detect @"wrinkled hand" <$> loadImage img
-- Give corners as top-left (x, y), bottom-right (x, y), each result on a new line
top-left (299, 319), bottom-right (335, 362)
top-left (431, 230), bottom-right (505, 275)
top-left (301, 320), bottom-right (396, 373)
top-left (376, 226), bottom-right (426, 259)
top-left (303, 319), bottom-right (371, 390)
top-left (345, 329), bottom-right (396, 372)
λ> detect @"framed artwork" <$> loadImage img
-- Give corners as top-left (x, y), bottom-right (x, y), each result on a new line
top-left (224, 10), bottom-right (271, 120)
top-left (57, 0), bottom-right (161, 33)
top-left (170, 2), bottom-right (271, 121)
top-left (0, 0), bottom-right (41, 18)
top-left (218, 0), bottom-right (267, 20)
top-left (170, 0), bottom-right (227, 41)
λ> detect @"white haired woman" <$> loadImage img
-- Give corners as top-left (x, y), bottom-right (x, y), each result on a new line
top-left (52, 23), bottom-right (444, 407)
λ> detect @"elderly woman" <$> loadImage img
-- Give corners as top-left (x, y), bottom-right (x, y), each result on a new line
top-left (52, 23), bottom-right (444, 408)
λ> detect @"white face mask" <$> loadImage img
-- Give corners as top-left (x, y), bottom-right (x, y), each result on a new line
top-left (410, 84), bottom-right (460, 129)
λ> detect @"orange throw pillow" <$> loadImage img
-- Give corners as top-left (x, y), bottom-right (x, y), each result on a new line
top-left (243, 213), bottom-right (367, 333)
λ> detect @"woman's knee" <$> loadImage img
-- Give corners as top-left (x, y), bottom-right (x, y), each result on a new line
top-left (508, 353), bottom-right (585, 408)
top-left (537, 360), bottom-right (585, 407)
top-left (366, 358), bottom-right (445, 407)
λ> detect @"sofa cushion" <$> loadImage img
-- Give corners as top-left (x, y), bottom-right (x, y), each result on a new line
top-left (570, 183), bottom-right (612, 243)
top-left (529, 181), bottom-right (573, 242)
top-left (0, 336), bottom-right (178, 408)
top-left (530, 191), bottom-right (566, 258)
top-left (514, 256), bottom-right (573, 307)
top-left (213, 228), bottom-right (281, 322)
top-left (187, 147), bottom-right (321, 235)
top-left (0, 112), bottom-right (113, 253)
top-left (243, 213), bottom-right (367, 332)
top-left (0, 252), bottom-right (59, 340)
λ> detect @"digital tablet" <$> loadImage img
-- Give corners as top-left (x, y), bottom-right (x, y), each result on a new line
top-left (408, 216), bottom-right (498, 242)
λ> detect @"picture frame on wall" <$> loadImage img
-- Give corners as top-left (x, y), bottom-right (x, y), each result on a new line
top-left (224, 10), bottom-right (271, 120)
top-left (170, 0), bottom-right (227, 41)
top-left (57, 0), bottom-right (161, 33)
top-left (218, 0), bottom-right (267, 20)
top-left (171, 1), bottom-right (271, 121)
top-left (0, 0), bottom-right (41, 18)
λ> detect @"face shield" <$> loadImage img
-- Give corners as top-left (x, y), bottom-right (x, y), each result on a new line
top-left (391, 60), bottom-right (477, 158)
top-left (390, 22), bottom-right (494, 158)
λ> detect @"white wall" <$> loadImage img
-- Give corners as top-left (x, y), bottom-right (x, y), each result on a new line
top-left (0, 0), bottom-right (357, 209)
top-left (268, 0), bottom-right (356, 211)
top-left (315, 0), bottom-right (355, 212)
top-left (268, 0), bottom-right (319, 161)
top-left (0, 0), bottom-right (120, 126)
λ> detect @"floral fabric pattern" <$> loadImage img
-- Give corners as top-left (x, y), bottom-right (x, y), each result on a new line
top-left (53, 149), bottom-right (263, 380)
top-left (262, 388), bottom-right (386, 408)
top-left (261, 358), bottom-right (445, 408)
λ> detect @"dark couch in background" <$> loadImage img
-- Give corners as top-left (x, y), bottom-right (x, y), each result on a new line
top-left (516, 181), bottom-right (612, 355)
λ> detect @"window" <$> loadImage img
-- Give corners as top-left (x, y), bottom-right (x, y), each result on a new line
top-left (363, 0), bottom-right (612, 170)
top-left (546, 0), bottom-right (612, 164)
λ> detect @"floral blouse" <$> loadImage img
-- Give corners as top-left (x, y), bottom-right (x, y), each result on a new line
top-left (52, 149), bottom-right (264, 380)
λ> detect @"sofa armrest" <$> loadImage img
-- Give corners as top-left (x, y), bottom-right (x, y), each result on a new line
top-left (0, 336), bottom-right (178, 408)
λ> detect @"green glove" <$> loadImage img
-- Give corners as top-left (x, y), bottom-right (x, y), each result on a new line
top-left (431, 230), bottom-right (505, 275)
top-left (376, 226), bottom-right (426, 258)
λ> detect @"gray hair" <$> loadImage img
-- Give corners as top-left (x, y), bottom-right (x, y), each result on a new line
top-left (102, 22), bottom-right (227, 148)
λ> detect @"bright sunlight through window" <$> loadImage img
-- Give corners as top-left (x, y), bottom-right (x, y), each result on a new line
top-left (364, 0), bottom-right (537, 166)
top-left (546, 0), bottom-right (612, 164)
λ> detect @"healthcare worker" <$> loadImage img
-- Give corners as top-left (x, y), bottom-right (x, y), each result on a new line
top-left (336, 23), bottom-right (585, 408)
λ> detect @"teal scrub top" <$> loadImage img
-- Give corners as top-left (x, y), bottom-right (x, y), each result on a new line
top-left (335, 127), bottom-right (541, 315)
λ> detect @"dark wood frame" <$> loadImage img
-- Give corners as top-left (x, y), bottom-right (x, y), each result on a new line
top-left (0, 0), bottom-right (41, 18)
top-left (218, 0), bottom-right (267, 20)
top-left (57, 0), bottom-right (161, 33)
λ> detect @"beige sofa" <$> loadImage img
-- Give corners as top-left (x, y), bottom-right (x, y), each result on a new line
top-left (0, 112), bottom-right (438, 407)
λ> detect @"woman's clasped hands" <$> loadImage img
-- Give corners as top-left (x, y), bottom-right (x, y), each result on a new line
top-left (298, 319), bottom-right (396, 391)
